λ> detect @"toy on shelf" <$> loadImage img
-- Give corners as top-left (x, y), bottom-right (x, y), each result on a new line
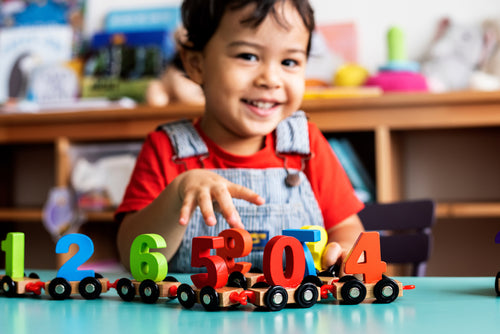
top-left (365, 26), bottom-right (428, 93)
top-left (333, 63), bottom-right (370, 87)
top-left (470, 19), bottom-right (500, 91)
top-left (420, 18), bottom-right (484, 92)
top-left (145, 52), bottom-right (205, 107)
top-left (145, 27), bottom-right (205, 107)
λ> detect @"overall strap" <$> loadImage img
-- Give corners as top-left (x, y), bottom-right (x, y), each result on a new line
top-left (275, 110), bottom-right (310, 155)
top-left (158, 111), bottom-right (309, 159)
top-left (158, 119), bottom-right (208, 159)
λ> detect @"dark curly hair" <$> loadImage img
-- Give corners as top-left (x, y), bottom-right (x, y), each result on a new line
top-left (181, 0), bottom-right (315, 55)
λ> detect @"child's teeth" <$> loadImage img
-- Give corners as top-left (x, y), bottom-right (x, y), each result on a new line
top-left (252, 101), bottom-right (273, 109)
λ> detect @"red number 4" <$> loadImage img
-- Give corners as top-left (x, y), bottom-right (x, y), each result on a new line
top-left (343, 232), bottom-right (387, 283)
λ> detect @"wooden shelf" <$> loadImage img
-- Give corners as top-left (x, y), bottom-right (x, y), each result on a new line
top-left (0, 208), bottom-right (115, 223)
top-left (436, 202), bottom-right (500, 219)
top-left (3, 202), bottom-right (500, 223)
top-left (0, 208), bottom-right (42, 222)
top-left (1, 91), bottom-right (500, 143)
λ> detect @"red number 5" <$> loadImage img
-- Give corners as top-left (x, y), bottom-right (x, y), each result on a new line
top-left (191, 236), bottom-right (228, 289)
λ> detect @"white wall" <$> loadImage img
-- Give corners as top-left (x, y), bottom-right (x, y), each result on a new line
top-left (84, 0), bottom-right (500, 71)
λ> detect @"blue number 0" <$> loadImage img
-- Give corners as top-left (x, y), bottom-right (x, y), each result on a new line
top-left (56, 233), bottom-right (95, 281)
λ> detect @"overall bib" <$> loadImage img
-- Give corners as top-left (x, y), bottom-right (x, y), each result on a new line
top-left (160, 111), bottom-right (325, 272)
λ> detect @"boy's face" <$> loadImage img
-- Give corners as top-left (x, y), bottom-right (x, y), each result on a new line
top-left (185, 0), bottom-right (309, 154)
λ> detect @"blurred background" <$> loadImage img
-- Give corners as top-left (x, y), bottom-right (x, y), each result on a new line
top-left (1, 0), bottom-right (500, 277)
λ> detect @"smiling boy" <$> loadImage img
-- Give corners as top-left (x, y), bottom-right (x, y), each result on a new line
top-left (116, 0), bottom-right (365, 272)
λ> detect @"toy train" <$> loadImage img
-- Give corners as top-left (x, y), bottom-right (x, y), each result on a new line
top-left (1, 228), bottom-right (415, 311)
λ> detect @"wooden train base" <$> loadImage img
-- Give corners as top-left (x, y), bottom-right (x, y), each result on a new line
top-left (176, 281), bottom-right (320, 311)
top-left (115, 276), bottom-right (181, 303)
top-left (319, 275), bottom-right (409, 304)
top-left (1, 230), bottom-right (420, 311)
top-left (1, 274), bottom-right (43, 297)
top-left (0, 273), bottom-right (112, 300)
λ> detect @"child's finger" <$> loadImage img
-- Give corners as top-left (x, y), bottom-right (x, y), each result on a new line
top-left (322, 242), bottom-right (342, 270)
top-left (179, 192), bottom-right (197, 225)
top-left (197, 189), bottom-right (217, 226)
top-left (212, 187), bottom-right (244, 229)
top-left (216, 191), bottom-right (245, 228)
top-left (228, 183), bottom-right (265, 205)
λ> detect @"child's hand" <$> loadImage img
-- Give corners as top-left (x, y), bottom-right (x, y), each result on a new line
top-left (322, 214), bottom-right (365, 275)
top-left (322, 241), bottom-right (348, 274)
top-left (175, 169), bottom-right (265, 228)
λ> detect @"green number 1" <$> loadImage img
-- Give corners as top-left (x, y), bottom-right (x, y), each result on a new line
top-left (1, 232), bottom-right (25, 278)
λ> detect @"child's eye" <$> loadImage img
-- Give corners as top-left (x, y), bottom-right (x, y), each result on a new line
top-left (282, 59), bottom-right (299, 67)
top-left (237, 53), bottom-right (258, 61)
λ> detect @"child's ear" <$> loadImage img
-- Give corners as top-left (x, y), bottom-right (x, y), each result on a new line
top-left (179, 48), bottom-right (204, 85)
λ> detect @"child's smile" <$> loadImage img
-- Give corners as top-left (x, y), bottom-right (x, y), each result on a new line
top-left (188, 0), bottom-right (310, 155)
top-left (242, 98), bottom-right (282, 117)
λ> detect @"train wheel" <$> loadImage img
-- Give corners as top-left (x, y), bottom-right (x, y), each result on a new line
top-left (79, 276), bottom-right (102, 300)
top-left (319, 264), bottom-right (340, 277)
top-left (495, 272), bottom-right (500, 296)
top-left (139, 279), bottom-right (160, 304)
top-left (164, 276), bottom-right (178, 282)
top-left (116, 278), bottom-right (136, 301)
top-left (340, 279), bottom-right (366, 305)
top-left (302, 275), bottom-right (323, 287)
top-left (374, 277), bottom-right (399, 303)
top-left (251, 281), bottom-right (270, 289)
top-left (294, 282), bottom-right (318, 308)
top-left (264, 286), bottom-right (288, 311)
top-left (163, 276), bottom-right (179, 299)
top-left (199, 286), bottom-right (220, 311)
top-left (228, 271), bottom-right (248, 289)
top-left (338, 275), bottom-right (356, 283)
top-left (28, 272), bottom-right (40, 279)
top-left (177, 284), bottom-right (196, 309)
top-left (1, 276), bottom-right (17, 297)
top-left (48, 277), bottom-right (72, 300)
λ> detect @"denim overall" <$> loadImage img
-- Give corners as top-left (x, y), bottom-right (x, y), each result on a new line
top-left (160, 111), bottom-right (324, 272)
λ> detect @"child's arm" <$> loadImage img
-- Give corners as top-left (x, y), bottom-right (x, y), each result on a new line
top-left (322, 213), bottom-right (365, 270)
top-left (117, 169), bottom-right (264, 269)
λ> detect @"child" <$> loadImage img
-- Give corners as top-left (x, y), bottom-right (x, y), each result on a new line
top-left (116, 0), bottom-right (365, 273)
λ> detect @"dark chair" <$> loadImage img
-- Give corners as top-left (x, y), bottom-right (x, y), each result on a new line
top-left (358, 199), bottom-right (436, 276)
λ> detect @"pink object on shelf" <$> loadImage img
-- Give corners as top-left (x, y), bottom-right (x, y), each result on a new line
top-left (365, 71), bottom-right (428, 92)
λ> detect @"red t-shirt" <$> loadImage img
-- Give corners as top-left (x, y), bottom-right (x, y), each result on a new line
top-left (116, 119), bottom-right (364, 230)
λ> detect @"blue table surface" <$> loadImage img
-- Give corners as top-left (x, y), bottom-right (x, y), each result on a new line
top-left (1, 271), bottom-right (499, 334)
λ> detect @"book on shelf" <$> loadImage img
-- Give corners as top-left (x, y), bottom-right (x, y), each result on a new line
top-left (328, 137), bottom-right (375, 203)
top-left (0, 25), bottom-right (73, 104)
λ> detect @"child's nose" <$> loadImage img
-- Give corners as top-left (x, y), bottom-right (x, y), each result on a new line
top-left (254, 64), bottom-right (282, 89)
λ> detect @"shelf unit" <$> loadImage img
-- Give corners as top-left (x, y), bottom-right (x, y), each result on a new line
top-left (1, 90), bottom-right (500, 273)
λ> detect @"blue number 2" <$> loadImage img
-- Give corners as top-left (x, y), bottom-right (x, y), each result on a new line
top-left (56, 234), bottom-right (95, 281)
